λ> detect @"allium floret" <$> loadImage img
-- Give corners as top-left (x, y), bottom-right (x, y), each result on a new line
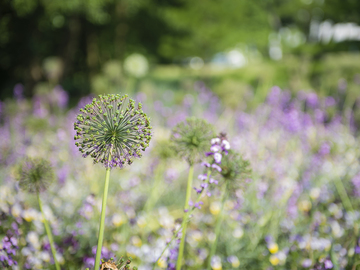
top-left (16, 158), bottom-right (54, 193)
top-left (170, 117), bottom-right (215, 165)
top-left (74, 94), bottom-right (152, 168)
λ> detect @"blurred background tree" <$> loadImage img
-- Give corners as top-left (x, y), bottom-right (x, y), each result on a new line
top-left (0, 0), bottom-right (359, 101)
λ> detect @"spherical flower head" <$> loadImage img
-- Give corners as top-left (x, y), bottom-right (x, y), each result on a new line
top-left (16, 158), bottom-right (54, 193)
top-left (74, 94), bottom-right (152, 168)
top-left (170, 117), bottom-right (215, 165)
top-left (218, 150), bottom-right (251, 189)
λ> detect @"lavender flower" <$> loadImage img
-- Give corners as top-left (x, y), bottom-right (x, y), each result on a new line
top-left (0, 231), bottom-right (19, 268)
top-left (74, 94), bottom-right (152, 168)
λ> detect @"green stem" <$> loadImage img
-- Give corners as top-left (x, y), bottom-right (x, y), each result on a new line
top-left (352, 261), bottom-right (360, 270)
top-left (153, 169), bottom-right (212, 270)
top-left (176, 165), bottom-right (194, 270)
top-left (207, 181), bottom-right (228, 270)
top-left (94, 167), bottom-right (111, 270)
top-left (152, 226), bottom-right (183, 270)
top-left (334, 177), bottom-right (354, 213)
top-left (37, 193), bottom-right (61, 270)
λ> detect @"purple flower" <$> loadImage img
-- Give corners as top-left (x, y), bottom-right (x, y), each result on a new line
top-left (13, 84), bottom-right (24, 100)
top-left (214, 153), bottom-right (222, 163)
top-left (52, 85), bottom-right (69, 109)
top-left (194, 201), bottom-right (203, 209)
top-left (325, 97), bottom-right (336, 107)
top-left (302, 259), bottom-right (312, 268)
top-left (211, 164), bottom-right (222, 172)
top-left (319, 142), bottom-right (331, 155)
top-left (221, 140), bottom-right (230, 150)
top-left (198, 174), bottom-right (208, 181)
top-left (201, 162), bottom-right (211, 167)
top-left (211, 138), bottom-right (221, 145)
top-left (352, 174), bottom-right (360, 197)
top-left (324, 259), bottom-right (333, 269)
top-left (200, 183), bottom-right (208, 189)
top-left (209, 178), bottom-right (218, 185)
top-left (210, 145), bottom-right (221, 152)
top-left (306, 93), bottom-right (319, 108)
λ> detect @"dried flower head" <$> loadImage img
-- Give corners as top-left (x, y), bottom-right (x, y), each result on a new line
top-left (16, 158), bottom-right (54, 193)
top-left (74, 94), bottom-right (152, 168)
top-left (171, 117), bottom-right (215, 165)
top-left (98, 257), bottom-right (138, 270)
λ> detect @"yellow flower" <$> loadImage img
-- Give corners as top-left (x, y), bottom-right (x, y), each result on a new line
top-left (11, 204), bottom-right (22, 218)
top-left (210, 202), bottom-right (221, 215)
top-left (310, 188), bottom-right (321, 200)
top-left (131, 236), bottom-right (142, 247)
top-left (270, 255), bottom-right (279, 266)
top-left (268, 243), bottom-right (279, 254)
top-left (212, 262), bottom-right (222, 270)
top-left (298, 200), bottom-right (312, 212)
top-left (112, 214), bottom-right (125, 227)
top-left (191, 231), bottom-right (203, 242)
top-left (23, 209), bottom-right (38, 222)
top-left (137, 216), bottom-right (147, 228)
top-left (230, 256), bottom-right (240, 268)
top-left (158, 258), bottom-right (167, 268)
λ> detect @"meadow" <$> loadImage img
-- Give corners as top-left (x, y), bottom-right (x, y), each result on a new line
top-left (1, 68), bottom-right (360, 270)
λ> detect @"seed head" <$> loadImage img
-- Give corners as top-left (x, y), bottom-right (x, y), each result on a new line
top-left (218, 150), bottom-right (251, 189)
top-left (74, 94), bottom-right (152, 168)
top-left (171, 117), bottom-right (215, 165)
top-left (16, 158), bottom-right (54, 193)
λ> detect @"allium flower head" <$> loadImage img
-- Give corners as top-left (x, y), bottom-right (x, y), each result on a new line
top-left (218, 150), bottom-right (251, 188)
top-left (16, 158), bottom-right (54, 193)
top-left (170, 117), bottom-right (215, 165)
top-left (74, 94), bottom-right (152, 168)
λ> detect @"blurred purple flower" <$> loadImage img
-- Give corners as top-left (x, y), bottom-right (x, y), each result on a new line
top-left (13, 84), bottom-right (24, 100)
top-left (52, 85), bottom-right (69, 109)
top-left (325, 97), bottom-right (336, 107)
top-left (319, 142), bottom-right (331, 156)
top-left (214, 153), bottom-right (222, 163)
top-left (324, 259), bottom-right (333, 269)
top-left (306, 93), bottom-right (319, 108)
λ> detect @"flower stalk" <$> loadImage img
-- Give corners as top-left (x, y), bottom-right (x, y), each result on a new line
top-left (153, 170), bottom-right (212, 270)
top-left (94, 146), bottom-right (113, 270)
top-left (94, 167), bottom-right (111, 270)
top-left (207, 181), bottom-right (228, 270)
top-left (176, 165), bottom-right (194, 270)
top-left (37, 192), bottom-right (61, 270)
